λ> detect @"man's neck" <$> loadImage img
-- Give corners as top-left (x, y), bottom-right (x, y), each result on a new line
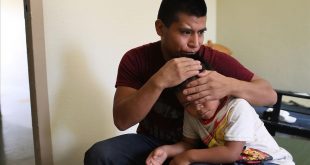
top-left (160, 44), bottom-right (170, 61)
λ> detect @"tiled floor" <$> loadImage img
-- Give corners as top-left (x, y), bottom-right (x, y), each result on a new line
top-left (275, 133), bottom-right (310, 165)
top-left (0, 96), bottom-right (35, 165)
top-left (0, 117), bottom-right (35, 165)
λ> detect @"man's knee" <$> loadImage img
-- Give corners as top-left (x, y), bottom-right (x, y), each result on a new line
top-left (84, 134), bottom-right (158, 164)
top-left (84, 141), bottom-right (116, 164)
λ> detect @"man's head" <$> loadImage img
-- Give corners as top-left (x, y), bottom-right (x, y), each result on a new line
top-left (155, 0), bottom-right (207, 60)
top-left (157, 0), bottom-right (207, 28)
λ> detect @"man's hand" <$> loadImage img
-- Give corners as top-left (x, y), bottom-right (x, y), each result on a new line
top-left (183, 70), bottom-right (232, 104)
top-left (146, 148), bottom-right (168, 165)
top-left (151, 57), bottom-right (202, 90)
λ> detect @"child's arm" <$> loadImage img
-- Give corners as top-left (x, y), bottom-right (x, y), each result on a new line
top-left (145, 137), bottom-right (199, 165)
top-left (170, 141), bottom-right (245, 165)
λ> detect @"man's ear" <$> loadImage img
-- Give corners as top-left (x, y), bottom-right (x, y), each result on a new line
top-left (155, 19), bottom-right (165, 36)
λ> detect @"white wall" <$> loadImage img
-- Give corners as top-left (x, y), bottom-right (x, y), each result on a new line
top-left (0, 0), bottom-right (34, 163)
top-left (1, 0), bottom-right (31, 125)
top-left (217, 0), bottom-right (310, 93)
top-left (42, 0), bottom-right (216, 164)
top-left (205, 0), bottom-right (217, 42)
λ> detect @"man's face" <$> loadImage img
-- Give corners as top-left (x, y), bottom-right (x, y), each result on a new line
top-left (158, 13), bottom-right (207, 60)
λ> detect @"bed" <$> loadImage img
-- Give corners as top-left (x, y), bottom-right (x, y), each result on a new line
top-left (254, 90), bottom-right (310, 138)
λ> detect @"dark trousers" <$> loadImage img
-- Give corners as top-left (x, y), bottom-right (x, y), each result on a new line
top-left (84, 133), bottom-right (278, 165)
top-left (84, 134), bottom-right (165, 165)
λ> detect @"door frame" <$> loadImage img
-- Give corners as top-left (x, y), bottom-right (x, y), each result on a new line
top-left (23, 0), bottom-right (53, 164)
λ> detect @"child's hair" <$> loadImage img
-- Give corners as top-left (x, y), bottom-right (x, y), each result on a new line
top-left (174, 53), bottom-right (212, 93)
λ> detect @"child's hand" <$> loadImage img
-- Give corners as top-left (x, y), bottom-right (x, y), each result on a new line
top-left (146, 148), bottom-right (168, 165)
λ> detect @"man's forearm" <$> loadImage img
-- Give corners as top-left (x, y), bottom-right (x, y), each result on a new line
top-left (113, 77), bottom-right (164, 130)
top-left (230, 76), bottom-right (277, 106)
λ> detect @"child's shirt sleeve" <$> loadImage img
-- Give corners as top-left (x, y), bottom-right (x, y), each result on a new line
top-left (224, 99), bottom-right (259, 142)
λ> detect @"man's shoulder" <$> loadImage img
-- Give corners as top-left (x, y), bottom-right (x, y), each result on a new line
top-left (120, 41), bottom-right (161, 64)
top-left (120, 41), bottom-right (163, 68)
top-left (200, 45), bottom-right (231, 65)
top-left (126, 41), bottom-right (161, 55)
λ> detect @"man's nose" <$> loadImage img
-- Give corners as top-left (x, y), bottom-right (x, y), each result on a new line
top-left (188, 33), bottom-right (199, 49)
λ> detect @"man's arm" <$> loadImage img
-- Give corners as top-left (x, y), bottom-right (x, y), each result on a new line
top-left (170, 141), bottom-right (245, 165)
top-left (113, 85), bottom-right (162, 131)
top-left (230, 74), bottom-right (277, 106)
top-left (113, 58), bottom-right (202, 130)
top-left (183, 71), bottom-right (277, 106)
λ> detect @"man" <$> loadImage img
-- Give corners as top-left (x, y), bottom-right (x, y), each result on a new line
top-left (84, 0), bottom-right (277, 164)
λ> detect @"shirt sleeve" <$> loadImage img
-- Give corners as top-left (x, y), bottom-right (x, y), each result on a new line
top-left (115, 49), bottom-right (143, 89)
top-left (204, 47), bottom-right (254, 82)
top-left (224, 99), bottom-right (258, 142)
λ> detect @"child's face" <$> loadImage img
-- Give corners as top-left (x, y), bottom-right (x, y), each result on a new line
top-left (177, 92), bottom-right (220, 119)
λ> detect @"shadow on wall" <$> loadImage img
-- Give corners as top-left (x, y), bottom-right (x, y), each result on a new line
top-left (51, 48), bottom-right (117, 165)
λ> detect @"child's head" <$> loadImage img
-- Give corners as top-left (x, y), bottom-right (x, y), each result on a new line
top-left (174, 54), bottom-right (220, 120)
top-left (176, 81), bottom-right (220, 120)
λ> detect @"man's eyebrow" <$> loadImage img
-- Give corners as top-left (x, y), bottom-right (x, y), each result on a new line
top-left (179, 27), bottom-right (207, 32)
top-left (179, 27), bottom-right (192, 31)
top-left (199, 28), bottom-right (207, 32)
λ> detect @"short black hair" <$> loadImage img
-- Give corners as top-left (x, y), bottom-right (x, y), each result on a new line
top-left (157, 0), bottom-right (207, 27)
top-left (174, 53), bottom-right (212, 93)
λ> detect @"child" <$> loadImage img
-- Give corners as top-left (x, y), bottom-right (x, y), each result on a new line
top-left (146, 55), bottom-right (294, 165)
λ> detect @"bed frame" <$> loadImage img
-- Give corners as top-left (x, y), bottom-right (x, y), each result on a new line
top-left (255, 90), bottom-right (310, 138)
